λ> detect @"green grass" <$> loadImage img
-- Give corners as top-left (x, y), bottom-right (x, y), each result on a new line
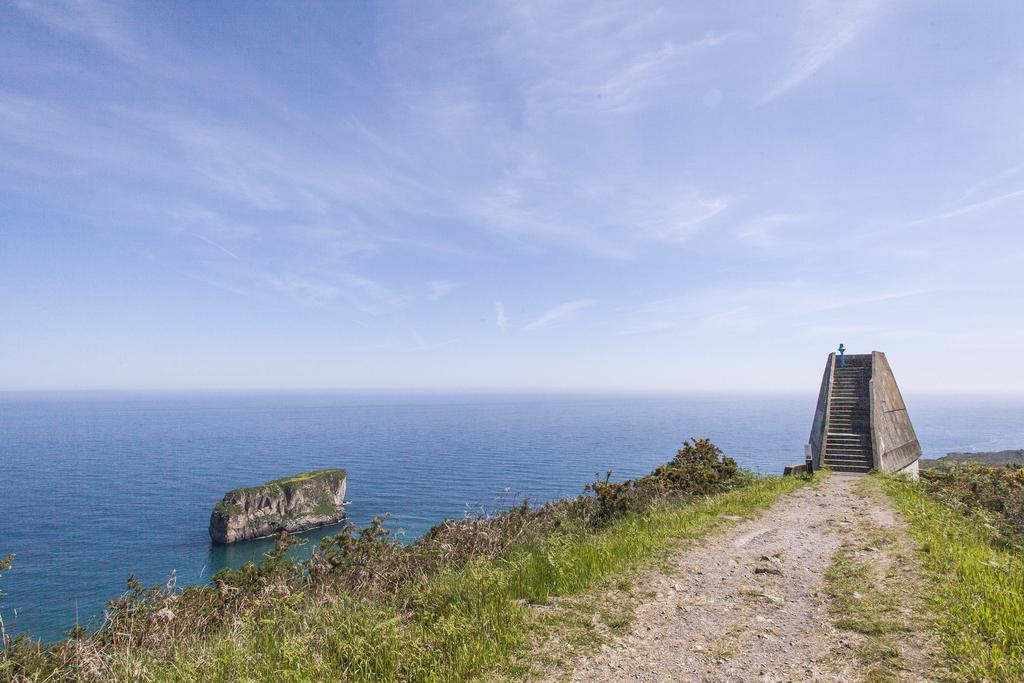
top-left (106, 475), bottom-right (806, 682)
top-left (881, 475), bottom-right (1024, 682)
top-left (824, 529), bottom-right (909, 682)
top-left (225, 469), bottom-right (347, 496)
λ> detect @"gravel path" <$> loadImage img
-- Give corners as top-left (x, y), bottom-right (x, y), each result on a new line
top-left (561, 474), bottom-right (899, 682)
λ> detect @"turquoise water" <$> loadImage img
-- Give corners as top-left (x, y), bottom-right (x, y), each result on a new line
top-left (1, 392), bottom-right (1021, 642)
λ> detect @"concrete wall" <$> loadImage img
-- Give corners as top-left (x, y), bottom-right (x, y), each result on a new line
top-left (807, 353), bottom-right (835, 470)
top-left (869, 351), bottom-right (922, 475)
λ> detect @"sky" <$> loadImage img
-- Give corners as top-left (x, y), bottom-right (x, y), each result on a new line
top-left (2, 1), bottom-right (1023, 393)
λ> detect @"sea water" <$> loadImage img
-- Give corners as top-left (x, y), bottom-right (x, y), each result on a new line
top-left (1, 391), bottom-right (1022, 641)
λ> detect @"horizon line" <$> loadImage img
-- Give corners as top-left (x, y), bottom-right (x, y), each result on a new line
top-left (2, 387), bottom-right (1022, 397)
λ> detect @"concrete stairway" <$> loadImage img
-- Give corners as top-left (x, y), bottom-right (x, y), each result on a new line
top-left (823, 356), bottom-right (874, 473)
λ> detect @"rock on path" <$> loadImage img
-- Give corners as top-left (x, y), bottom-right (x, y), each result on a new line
top-left (563, 474), bottom-right (885, 682)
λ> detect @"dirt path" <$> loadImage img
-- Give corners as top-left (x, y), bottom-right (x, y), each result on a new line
top-left (556, 474), bottom-right (925, 682)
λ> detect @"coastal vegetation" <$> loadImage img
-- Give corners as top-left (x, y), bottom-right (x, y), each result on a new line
top-left (0, 439), bottom-right (808, 682)
top-left (881, 462), bottom-right (1024, 681)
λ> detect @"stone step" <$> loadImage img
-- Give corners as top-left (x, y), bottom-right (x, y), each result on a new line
top-left (825, 453), bottom-right (873, 462)
top-left (824, 457), bottom-right (873, 468)
top-left (824, 463), bottom-right (872, 473)
top-left (823, 456), bottom-right (872, 466)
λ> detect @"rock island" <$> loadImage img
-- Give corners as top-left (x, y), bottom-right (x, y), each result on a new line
top-left (209, 469), bottom-right (347, 544)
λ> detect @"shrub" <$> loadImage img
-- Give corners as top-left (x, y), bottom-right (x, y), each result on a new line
top-left (920, 463), bottom-right (1024, 547)
top-left (586, 438), bottom-right (747, 524)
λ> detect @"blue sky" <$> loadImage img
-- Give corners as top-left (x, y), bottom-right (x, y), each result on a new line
top-left (2, 1), bottom-right (1023, 392)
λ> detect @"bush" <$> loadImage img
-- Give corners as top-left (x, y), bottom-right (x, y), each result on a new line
top-left (920, 463), bottom-right (1024, 547)
top-left (586, 438), bottom-right (747, 524)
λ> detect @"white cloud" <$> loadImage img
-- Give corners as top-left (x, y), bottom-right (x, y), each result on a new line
top-left (426, 280), bottom-right (462, 300)
top-left (524, 299), bottom-right (597, 331)
top-left (735, 213), bottom-right (803, 247)
top-left (624, 283), bottom-right (930, 335)
top-left (643, 196), bottom-right (729, 244)
top-left (15, 0), bottom-right (141, 63)
top-left (758, 0), bottom-right (882, 104)
top-left (956, 161), bottom-right (1024, 203)
top-left (194, 234), bottom-right (239, 260)
top-left (909, 186), bottom-right (1024, 225)
top-left (495, 301), bottom-right (509, 333)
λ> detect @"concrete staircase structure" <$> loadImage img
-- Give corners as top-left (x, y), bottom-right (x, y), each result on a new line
top-left (823, 355), bottom-right (873, 472)
top-left (807, 351), bottom-right (921, 477)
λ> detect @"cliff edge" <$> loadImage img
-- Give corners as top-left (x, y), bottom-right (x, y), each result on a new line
top-left (209, 469), bottom-right (347, 544)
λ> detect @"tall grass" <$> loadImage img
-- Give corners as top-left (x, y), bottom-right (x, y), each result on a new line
top-left (68, 476), bottom-right (803, 682)
top-left (882, 475), bottom-right (1024, 681)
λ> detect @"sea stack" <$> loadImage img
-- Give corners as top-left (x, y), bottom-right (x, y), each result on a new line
top-left (209, 469), bottom-right (347, 544)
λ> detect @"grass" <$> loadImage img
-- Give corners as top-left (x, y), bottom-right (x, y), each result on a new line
top-left (823, 527), bottom-right (909, 682)
top-left (881, 474), bottom-right (1024, 682)
top-left (31, 474), bottom-right (806, 682)
top-left (229, 468), bottom-right (347, 494)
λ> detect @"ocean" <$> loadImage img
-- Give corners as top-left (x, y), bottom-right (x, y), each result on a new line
top-left (1, 391), bottom-right (1022, 642)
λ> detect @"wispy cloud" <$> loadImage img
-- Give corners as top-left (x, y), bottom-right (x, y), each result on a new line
top-left (194, 265), bottom-right (409, 316)
top-left (734, 213), bottom-right (803, 247)
top-left (909, 186), bottom-right (1024, 225)
top-left (524, 299), bottom-right (597, 331)
top-left (623, 283), bottom-right (930, 335)
top-left (495, 301), bottom-right (509, 333)
top-left (956, 161), bottom-right (1024, 203)
top-left (758, 0), bottom-right (882, 105)
top-left (15, 0), bottom-right (141, 63)
top-left (426, 280), bottom-right (462, 301)
top-left (529, 32), bottom-right (734, 115)
top-left (194, 234), bottom-right (239, 260)
top-left (643, 196), bottom-right (729, 245)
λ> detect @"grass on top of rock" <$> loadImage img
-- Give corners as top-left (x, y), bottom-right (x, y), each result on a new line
top-left (1, 439), bottom-right (811, 682)
top-left (226, 468), bottom-right (348, 496)
top-left (881, 465), bottom-right (1024, 682)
